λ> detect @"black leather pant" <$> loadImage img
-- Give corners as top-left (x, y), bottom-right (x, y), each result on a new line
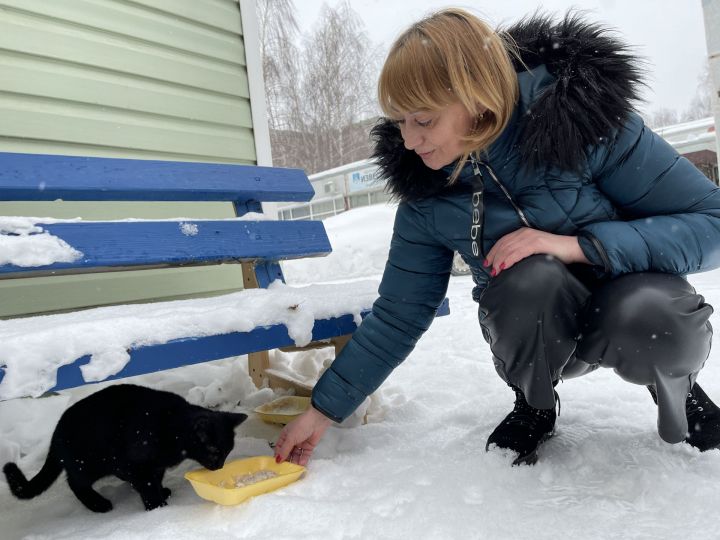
top-left (477, 254), bottom-right (713, 443)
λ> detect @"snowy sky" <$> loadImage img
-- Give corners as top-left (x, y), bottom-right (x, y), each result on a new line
top-left (293, 0), bottom-right (710, 117)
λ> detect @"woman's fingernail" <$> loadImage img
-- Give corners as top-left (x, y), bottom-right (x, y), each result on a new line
top-left (490, 268), bottom-right (497, 277)
top-left (275, 455), bottom-right (282, 463)
top-left (483, 259), bottom-right (489, 267)
top-left (500, 262), bottom-right (506, 270)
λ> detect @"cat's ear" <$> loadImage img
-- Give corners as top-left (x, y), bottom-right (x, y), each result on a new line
top-left (225, 412), bottom-right (248, 427)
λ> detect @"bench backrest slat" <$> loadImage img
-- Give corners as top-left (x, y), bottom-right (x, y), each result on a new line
top-left (0, 221), bottom-right (331, 278)
top-left (0, 152), bottom-right (314, 203)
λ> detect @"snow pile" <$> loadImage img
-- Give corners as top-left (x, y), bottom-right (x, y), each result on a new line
top-left (0, 213), bottom-right (270, 269)
top-left (0, 280), bottom-right (379, 400)
top-left (0, 216), bottom-right (83, 267)
top-left (178, 222), bottom-right (199, 236)
top-left (282, 203), bottom-right (397, 284)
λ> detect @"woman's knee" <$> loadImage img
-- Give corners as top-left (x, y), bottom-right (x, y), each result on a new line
top-left (584, 273), bottom-right (711, 341)
top-left (478, 255), bottom-right (590, 382)
top-left (578, 273), bottom-right (713, 384)
top-left (479, 254), bottom-right (576, 312)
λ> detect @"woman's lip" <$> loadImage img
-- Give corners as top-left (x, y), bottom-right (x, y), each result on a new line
top-left (418, 150), bottom-right (433, 158)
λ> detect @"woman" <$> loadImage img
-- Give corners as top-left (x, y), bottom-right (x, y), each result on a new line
top-left (275, 8), bottom-right (720, 466)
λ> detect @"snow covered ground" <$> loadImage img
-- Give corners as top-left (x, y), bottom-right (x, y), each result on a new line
top-left (2, 203), bottom-right (720, 539)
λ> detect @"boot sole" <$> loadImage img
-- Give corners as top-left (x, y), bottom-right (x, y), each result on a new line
top-left (511, 430), bottom-right (555, 466)
top-left (687, 437), bottom-right (720, 452)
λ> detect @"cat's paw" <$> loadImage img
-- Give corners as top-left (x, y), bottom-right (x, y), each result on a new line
top-left (87, 498), bottom-right (113, 513)
top-left (144, 498), bottom-right (168, 511)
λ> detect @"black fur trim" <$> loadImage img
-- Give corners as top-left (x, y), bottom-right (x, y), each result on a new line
top-left (503, 11), bottom-right (646, 171)
top-left (370, 119), bottom-right (450, 201)
top-left (372, 12), bottom-right (646, 201)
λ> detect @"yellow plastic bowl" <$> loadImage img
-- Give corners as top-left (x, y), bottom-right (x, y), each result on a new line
top-left (185, 456), bottom-right (306, 506)
top-left (254, 396), bottom-right (311, 425)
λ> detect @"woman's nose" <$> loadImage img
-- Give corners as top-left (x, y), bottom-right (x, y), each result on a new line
top-left (401, 124), bottom-right (421, 150)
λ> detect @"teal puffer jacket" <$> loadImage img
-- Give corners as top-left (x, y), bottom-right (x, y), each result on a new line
top-left (311, 16), bottom-right (720, 423)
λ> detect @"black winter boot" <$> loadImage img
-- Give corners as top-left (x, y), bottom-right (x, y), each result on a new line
top-left (648, 383), bottom-right (720, 451)
top-left (485, 385), bottom-right (558, 465)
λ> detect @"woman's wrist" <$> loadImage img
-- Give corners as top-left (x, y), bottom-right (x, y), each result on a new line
top-left (569, 236), bottom-right (591, 264)
top-left (309, 404), bottom-right (334, 425)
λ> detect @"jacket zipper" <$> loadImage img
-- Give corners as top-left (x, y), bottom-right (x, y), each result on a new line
top-left (473, 156), bottom-right (531, 227)
top-left (469, 156), bottom-right (612, 274)
top-left (584, 232), bottom-right (613, 273)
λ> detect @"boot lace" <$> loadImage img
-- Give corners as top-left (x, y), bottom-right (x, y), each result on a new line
top-left (686, 390), bottom-right (705, 420)
top-left (504, 387), bottom-right (559, 429)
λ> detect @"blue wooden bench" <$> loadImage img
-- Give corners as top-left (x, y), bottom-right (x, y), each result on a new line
top-left (0, 152), bottom-right (449, 400)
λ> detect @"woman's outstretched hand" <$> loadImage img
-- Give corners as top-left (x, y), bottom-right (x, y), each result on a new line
top-left (274, 405), bottom-right (333, 466)
top-left (484, 228), bottom-right (589, 276)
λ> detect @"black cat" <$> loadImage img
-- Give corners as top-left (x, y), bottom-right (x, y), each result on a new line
top-left (3, 384), bottom-right (247, 512)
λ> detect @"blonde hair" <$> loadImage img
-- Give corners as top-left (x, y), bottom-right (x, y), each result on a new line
top-left (378, 8), bottom-right (519, 182)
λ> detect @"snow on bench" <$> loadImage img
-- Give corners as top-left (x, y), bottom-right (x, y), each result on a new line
top-left (0, 279), bottom-right (379, 400)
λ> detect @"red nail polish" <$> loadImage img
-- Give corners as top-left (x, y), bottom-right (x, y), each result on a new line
top-left (491, 268), bottom-right (497, 277)
top-left (275, 455), bottom-right (282, 463)
top-left (483, 259), bottom-right (489, 266)
top-left (500, 262), bottom-right (506, 270)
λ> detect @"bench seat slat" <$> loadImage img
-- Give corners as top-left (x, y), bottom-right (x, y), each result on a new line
top-left (38, 313), bottom-right (367, 393)
top-left (0, 152), bottom-right (314, 202)
top-left (0, 299), bottom-right (450, 395)
top-left (0, 220), bottom-right (332, 277)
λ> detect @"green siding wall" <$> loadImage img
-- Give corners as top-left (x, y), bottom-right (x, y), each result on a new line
top-left (0, 0), bottom-right (258, 317)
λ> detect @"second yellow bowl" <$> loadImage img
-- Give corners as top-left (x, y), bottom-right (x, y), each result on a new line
top-left (254, 396), bottom-right (311, 425)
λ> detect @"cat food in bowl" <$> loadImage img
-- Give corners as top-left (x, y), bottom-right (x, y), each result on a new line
top-left (254, 396), bottom-right (311, 425)
top-left (185, 456), bottom-right (305, 505)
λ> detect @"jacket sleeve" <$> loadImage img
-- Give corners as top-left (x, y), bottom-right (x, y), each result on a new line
top-left (578, 112), bottom-right (720, 276)
top-left (311, 202), bottom-right (453, 423)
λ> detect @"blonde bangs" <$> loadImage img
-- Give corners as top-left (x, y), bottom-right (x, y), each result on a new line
top-left (378, 33), bottom-right (455, 118)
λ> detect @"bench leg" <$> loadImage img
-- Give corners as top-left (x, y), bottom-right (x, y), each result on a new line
top-left (248, 350), bottom-right (270, 389)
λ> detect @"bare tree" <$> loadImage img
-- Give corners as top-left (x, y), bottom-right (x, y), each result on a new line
top-left (297, 1), bottom-right (380, 172)
top-left (644, 59), bottom-right (713, 128)
top-left (255, 0), bottom-right (301, 131)
top-left (682, 61), bottom-right (713, 122)
top-left (645, 107), bottom-right (680, 129)
top-left (256, 1), bottom-right (380, 173)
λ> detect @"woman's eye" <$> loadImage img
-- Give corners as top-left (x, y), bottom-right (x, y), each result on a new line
top-left (416, 119), bottom-right (432, 127)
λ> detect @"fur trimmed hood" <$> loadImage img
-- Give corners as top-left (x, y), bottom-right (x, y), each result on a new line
top-left (370, 12), bottom-right (646, 201)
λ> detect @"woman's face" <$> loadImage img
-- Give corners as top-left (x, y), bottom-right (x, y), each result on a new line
top-left (395, 101), bottom-right (475, 169)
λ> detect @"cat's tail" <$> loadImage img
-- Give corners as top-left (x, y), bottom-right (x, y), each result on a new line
top-left (3, 451), bottom-right (62, 499)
